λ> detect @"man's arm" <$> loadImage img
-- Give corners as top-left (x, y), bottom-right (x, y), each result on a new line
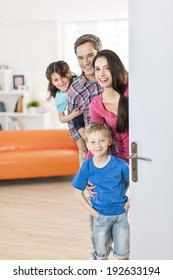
top-left (76, 137), bottom-right (87, 158)
top-left (75, 189), bottom-right (99, 220)
top-left (67, 82), bottom-right (81, 142)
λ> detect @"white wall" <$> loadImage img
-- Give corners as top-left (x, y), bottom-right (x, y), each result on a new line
top-left (0, 21), bottom-right (63, 127)
top-left (0, 21), bottom-right (58, 96)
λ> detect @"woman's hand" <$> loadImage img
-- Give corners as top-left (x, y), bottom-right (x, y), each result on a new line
top-left (86, 182), bottom-right (97, 199)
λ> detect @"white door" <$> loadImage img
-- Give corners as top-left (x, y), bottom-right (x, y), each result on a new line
top-left (129, 0), bottom-right (173, 259)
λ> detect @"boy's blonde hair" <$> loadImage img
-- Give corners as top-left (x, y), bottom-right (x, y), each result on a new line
top-left (85, 122), bottom-right (112, 142)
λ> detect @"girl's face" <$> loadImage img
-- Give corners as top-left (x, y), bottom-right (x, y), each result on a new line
top-left (51, 72), bottom-right (71, 92)
top-left (94, 56), bottom-right (113, 89)
top-left (86, 130), bottom-right (112, 158)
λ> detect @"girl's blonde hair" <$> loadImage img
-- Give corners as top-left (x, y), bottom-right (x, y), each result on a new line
top-left (85, 122), bottom-right (112, 142)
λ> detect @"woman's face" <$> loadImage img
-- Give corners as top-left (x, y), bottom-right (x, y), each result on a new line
top-left (51, 72), bottom-right (71, 92)
top-left (94, 56), bottom-right (112, 89)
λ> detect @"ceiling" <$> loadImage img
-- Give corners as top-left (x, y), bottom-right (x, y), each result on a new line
top-left (0, 0), bottom-right (128, 24)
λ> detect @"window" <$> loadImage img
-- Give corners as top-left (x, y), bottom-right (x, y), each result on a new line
top-left (59, 20), bottom-right (128, 74)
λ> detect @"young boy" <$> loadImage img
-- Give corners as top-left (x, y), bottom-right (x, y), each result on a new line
top-left (72, 122), bottom-right (130, 260)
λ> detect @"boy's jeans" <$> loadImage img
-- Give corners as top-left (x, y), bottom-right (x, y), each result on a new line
top-left (93, 212), bottom-right (130, 259)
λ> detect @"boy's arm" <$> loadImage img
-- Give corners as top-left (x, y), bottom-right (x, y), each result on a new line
top-left (123, 162), bottom-right (130, 212)
top-left (75, 189), bottom-right (99, 220)
top-left (123, 162), bottom-right (130, 185)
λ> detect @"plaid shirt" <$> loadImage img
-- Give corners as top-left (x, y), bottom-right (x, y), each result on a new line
top-left (67, 72), bottom-right (103, 141)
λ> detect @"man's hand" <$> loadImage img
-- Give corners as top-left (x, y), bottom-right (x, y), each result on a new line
top-left (76, 137), bottom-right (87, 158)
top-left (86, 182), bottom-right (97, 199)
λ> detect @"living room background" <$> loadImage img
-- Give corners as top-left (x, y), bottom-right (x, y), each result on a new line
top-left (0, 0), bottom-right (128, 129)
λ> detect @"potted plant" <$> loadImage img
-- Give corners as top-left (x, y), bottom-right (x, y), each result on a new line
top-left (27, 100), bottom-right (40, 113)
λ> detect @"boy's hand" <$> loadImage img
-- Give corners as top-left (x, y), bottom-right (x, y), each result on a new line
top-left (93, 212), bottom-right (99, 220)
top-left (124, 200), bottom-right (130, 213)
top-left (86, 182), bottom-right (97, 199)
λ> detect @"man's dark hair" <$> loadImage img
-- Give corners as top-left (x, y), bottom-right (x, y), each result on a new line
top-left (74, 34), bottom-right (102, 54)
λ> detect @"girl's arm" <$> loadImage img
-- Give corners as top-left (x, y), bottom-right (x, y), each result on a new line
top-left (58, 109), bottom-right (82, 123)
top-left (75, 189), bottom-right (99, 220)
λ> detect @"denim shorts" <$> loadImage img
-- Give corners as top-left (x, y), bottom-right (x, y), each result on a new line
top-left (93, 212), bottom-right (130, 259)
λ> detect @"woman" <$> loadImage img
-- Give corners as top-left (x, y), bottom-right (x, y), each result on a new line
top-left (89, 49), bottom-right (129, 161)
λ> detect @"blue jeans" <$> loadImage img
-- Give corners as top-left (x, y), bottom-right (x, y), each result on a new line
top-left (93, 212), bottom-right (130, 259)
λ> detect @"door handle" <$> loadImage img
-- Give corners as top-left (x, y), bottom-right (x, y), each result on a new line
top-left (128, 142), bottom-right (152, 182)
top-left (128, 153), bottom-right (151, 161)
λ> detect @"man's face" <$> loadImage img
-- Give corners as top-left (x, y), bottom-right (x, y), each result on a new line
top-left (76, 42), bottom-right (97, 80)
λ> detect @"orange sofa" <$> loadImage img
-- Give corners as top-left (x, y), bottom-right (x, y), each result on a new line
top-left (0, 129), bottom-right (80, 180)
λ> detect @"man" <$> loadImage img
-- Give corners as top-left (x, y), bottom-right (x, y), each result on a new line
top-left (67, 34), bottom-right (103, 160)
top-left (67, 34), bottom-right (103, 260)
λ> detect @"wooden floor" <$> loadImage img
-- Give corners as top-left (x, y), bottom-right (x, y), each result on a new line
top-left (0, 176), bottom-right (92, 260)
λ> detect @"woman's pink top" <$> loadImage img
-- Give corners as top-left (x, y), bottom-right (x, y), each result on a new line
top-left (89, 90), bottom-right (129, 161)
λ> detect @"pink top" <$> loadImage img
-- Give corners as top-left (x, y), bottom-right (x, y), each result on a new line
top-left (89, 90), bottom-right (129, 161)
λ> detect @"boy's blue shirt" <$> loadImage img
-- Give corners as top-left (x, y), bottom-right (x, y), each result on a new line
top-left (72, 155), bottom-right (129, 216)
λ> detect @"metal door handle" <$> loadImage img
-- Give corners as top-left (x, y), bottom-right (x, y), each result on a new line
top-left (128, 153), bottom-right (151, 161)
top-left (128, 142), bottom-right (152, 182)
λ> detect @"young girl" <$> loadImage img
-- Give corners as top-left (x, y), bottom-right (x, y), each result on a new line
top-left (46, 60), bottom-right (85, 139)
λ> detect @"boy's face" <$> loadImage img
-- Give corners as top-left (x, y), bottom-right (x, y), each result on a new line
top-left (51, 72), bottom-right (71, 92)
top-left (86, 130), bottom-right (112, 157)
top-left (76, 42), bottom-right (97, 80)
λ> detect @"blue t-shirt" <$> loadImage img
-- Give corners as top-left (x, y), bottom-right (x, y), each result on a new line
top-left (72, 155), bottom-right (129, 216)
top-left (54, 90), bottom-right (67, 112)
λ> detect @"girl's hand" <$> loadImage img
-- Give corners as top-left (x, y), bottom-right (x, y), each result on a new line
top-left (71, 108), bottom-right (83, 118)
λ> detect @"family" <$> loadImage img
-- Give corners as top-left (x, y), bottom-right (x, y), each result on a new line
top-left (46, 34), bottom-right (129, 260)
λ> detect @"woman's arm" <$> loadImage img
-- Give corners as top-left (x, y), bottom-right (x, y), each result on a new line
top-left (75, 189), bottom-right (99, 219)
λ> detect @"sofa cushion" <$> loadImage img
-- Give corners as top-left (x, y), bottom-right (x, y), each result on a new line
top-left (0, 149), bottom-right (79, 179)
top-left (0, 130), bottom-right (78, 151)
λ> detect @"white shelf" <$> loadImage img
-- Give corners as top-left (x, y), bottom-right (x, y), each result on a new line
top-left (0, 90), bottom-right (52, 130)
top-left (0, 90), bottom-right (31, 113)
top-left (0, 112), bottom-right (52, 130)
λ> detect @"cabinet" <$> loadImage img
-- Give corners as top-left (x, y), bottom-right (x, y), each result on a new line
top-left (0, 90), bottom-right (52, 130)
